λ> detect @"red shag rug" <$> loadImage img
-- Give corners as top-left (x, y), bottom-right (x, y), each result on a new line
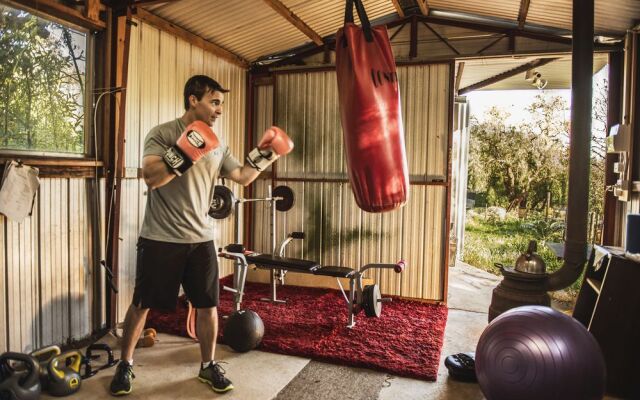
top-left (147, 277), bottom-right (448, 381)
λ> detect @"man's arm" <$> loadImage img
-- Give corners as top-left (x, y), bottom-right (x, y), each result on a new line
top-left (142, 155), bottom-right (176, 189)
top-left (226, 126), bottom-right (294, 187)
top-left (226, 165), bottom-right (261, 187)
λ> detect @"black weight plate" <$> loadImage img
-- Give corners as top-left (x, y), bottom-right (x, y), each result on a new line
top-left (362, 284), bottom-right (382, 318)
top-left (273, 185), bottom-right (295, 212)
top-left (209, 185), bottom-right (235, 219)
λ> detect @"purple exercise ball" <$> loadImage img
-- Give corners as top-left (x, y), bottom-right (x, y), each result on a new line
top-left (475, 305), bottom-right (606, 400)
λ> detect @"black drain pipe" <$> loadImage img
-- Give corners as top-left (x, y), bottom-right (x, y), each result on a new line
top-left (546, 0), bottom-right (594, 291)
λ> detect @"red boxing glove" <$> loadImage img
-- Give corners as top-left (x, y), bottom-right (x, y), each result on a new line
top-left (246, 126), bottom-right (294, 171)
top-left (163, 120), bottom-right (220, 175)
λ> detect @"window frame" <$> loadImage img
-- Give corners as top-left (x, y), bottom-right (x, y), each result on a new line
top-left (0, 1), bottom-right (97, 164)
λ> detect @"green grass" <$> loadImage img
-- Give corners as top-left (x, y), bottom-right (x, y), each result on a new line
top-left (462, 209), bottom-right (581, 297)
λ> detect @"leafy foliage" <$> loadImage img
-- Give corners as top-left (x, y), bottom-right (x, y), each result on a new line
top-left (463, 210), bottom-right (581, 295)
top-left (468, 87), bottom-right (607, 220)
top-left (0, 5), bottom-right (86, 153)
top-left (521, 218), bottom-right (565, 244)
top-left (468, 96), bottom-right (570, 212)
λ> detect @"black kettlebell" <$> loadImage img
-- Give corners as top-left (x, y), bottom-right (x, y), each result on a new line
top-left (30, 344), bottom-right (61, 390)
top-left (47, 350), bottom-right (82, 397)
top-left (0, 351), bottom-right (41, 400)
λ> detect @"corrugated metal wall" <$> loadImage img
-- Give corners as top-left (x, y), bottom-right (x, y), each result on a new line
top-left (252, 64), bottom-right (451, 300)
top-left (117, 19), bottom-right (246, 323)
top-left (1, 178), bottom-right (98, 353)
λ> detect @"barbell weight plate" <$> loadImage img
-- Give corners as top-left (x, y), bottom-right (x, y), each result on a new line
top-left (209, 185), bottom-right (235, 219)
top-left (273, 185), bottom-right (295, 212)
top-left (363, 284), bottom-right (382, 318)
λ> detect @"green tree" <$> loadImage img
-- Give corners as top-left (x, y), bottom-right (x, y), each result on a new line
top-left (468, 98), bottom-right (569, 211)
top-left (0, 6), bottom-right (85, 153)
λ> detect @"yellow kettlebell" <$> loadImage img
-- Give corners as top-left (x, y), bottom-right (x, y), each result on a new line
top-left (47, 350), bottom-right (82, 397)
top-left (29, 345), bottom-right (61, 390)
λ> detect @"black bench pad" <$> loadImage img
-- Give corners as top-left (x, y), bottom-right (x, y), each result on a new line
top-left (313, 266), bottom-right (355, 278)
top-left (246, 253), bottom-right (321, 272)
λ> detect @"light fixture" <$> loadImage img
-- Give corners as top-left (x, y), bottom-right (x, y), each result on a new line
top-left (525, 69), bottom-right (548, 90)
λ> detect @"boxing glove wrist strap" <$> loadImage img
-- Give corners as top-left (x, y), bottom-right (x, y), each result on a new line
top-left (246, 147), bottom-right (277, 171)
top-left (163, 146), bottom-right (193, 176)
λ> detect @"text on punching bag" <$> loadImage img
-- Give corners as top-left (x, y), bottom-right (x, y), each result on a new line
top-left (371, 69), bottom-right (398, 88)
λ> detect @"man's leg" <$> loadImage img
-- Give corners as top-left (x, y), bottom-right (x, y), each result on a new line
top-left (196, 306), bottom-right (233, 393)
top-left (110, 304), bottom-right (149, 396)
top-left (187, 242), bottom-right (233, 392)
top-left (110, 238), bottom-right (186, 396)
top-left (121, 304), bottom-right (151, 362)
top-left (195, 306), bottom-right (217, 362)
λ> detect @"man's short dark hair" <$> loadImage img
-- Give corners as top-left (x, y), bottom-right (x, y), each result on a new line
top-left (183, 75), bottom-right (229, 110)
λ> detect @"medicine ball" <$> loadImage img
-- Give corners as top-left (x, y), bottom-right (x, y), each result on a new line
top-left (222, 310), bottom-right (264, 353)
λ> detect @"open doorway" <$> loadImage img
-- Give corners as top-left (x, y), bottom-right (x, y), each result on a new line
top-left (449, 55), bottom-right (609, 301)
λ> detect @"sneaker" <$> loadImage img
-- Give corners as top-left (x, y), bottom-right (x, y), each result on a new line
top-left (198, 362), bottom-right (234, 393)
top-left (110, 360), bottom-right (135, 396)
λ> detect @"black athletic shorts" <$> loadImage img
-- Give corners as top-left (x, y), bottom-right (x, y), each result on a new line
top-left (131, 237), bottom-right (219, 310)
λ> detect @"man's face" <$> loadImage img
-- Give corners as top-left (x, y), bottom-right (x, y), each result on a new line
top-left (190, 90), bottom-right (224, 126)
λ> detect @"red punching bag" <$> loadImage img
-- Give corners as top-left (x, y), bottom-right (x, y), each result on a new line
top-left (336, 0), bottom-right (409, 213)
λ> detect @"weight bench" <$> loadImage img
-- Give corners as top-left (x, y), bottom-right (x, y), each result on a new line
top-left (219, 232), bottom-right (406, 328)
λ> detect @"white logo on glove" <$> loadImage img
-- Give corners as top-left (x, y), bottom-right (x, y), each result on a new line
top-left (186, 130), bottom-right (205, 149)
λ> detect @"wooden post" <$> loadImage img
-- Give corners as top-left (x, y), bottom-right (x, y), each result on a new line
top-left (105, 5), bottom-right (132, 329)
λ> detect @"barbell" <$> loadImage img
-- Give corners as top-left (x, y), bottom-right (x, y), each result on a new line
top-left (209, 185), bottom-right (295, 220)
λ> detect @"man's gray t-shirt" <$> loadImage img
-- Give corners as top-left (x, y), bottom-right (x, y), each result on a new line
top-left (139, 118), bottom-right (242, 243)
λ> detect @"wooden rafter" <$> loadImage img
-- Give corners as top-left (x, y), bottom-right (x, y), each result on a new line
top-left (390, 0), bottom-right (405, 18)
top-left (8, 0), bottom-right (106, 30)
top-left (263, 0), bottom-right (323, 46)
top-left (455, 62), bottom-right (465, 94)
top-left (517, 0), bottom-right (531, 30)
top-left (416, 0), bottom-right (429, 16)
top-left (83, 0), bottom-right (99, 21)
top-left (458, 57), bottom-right (559, 95)
top-left (133, 7), bottom-right (249, 68)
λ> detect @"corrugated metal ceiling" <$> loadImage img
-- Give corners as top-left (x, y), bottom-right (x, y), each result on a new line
top-left (458, 53), bottom-right (609, 91)
top-left (144, 0), bottom-right (639, 65)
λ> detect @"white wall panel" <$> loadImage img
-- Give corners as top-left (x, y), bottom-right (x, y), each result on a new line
top-left (1, 176), bottom-right (95, 353)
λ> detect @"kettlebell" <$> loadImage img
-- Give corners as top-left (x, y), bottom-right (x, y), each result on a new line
top-left (47, 350), bottom-right (82, 397)
top-left (0, 351), bottom-right (41, 400)
top-left (30, 344), bottom-right (61, 390)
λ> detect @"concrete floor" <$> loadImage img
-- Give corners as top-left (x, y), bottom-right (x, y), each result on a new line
top-left (40, 262), bottom-right (619, 399)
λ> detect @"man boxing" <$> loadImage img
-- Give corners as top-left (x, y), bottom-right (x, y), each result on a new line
top-left (109, 75), bottom-right (293, 396)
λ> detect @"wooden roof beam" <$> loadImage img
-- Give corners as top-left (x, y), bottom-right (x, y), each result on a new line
top-left (9, 0), bottom-right (106, 30)
top-left (390, 0), bottom-right (405, 18)
top-left (263, 0), bottom-right (324, 46)
top-left (416, 0), bottom-right (430, 16)
top-left (517, 0), bottom-right (531, 30)
top-left (133, 7), bottom-right (249, 68)
top-left (83, 0), bottom-right (99, 22)
top-left (458, 57), bottom-right (559, 95)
